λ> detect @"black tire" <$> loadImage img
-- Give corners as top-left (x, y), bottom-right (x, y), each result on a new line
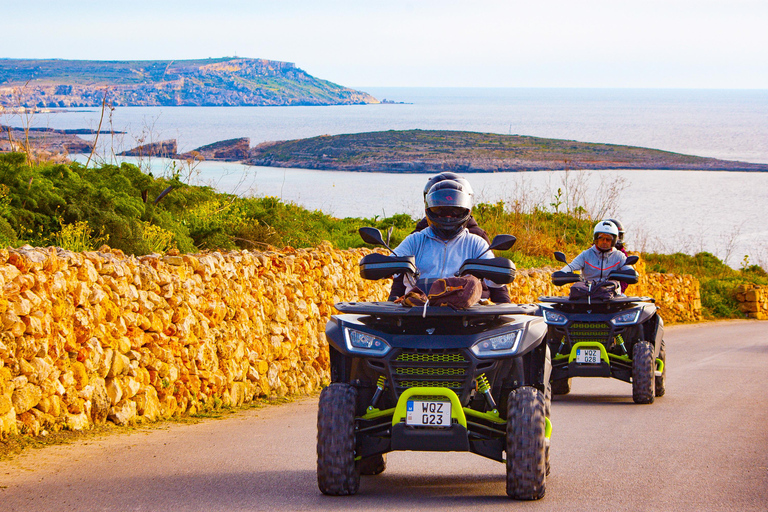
top-left (551, 377), bottom-right (571, 396)
top-left (632, 341), bottom-right (655, 404)
top-left (543, 381), bottom-right (551, 476)
top-left (506, 387), bottom-right (547, 500)
top-left (358, 453), bottom-right (387, 476)
top-left (317, 383), bottom-right (360, 495)
top-left (655, 340), bottom-right (666, 397)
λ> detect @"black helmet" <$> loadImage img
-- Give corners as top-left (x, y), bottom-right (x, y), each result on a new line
top-left (425, 180), bottom-right (472, 240)
top-left (606, 218), bottom-right (625, 249)
top-left (423, 172), bottom-right (474, 200)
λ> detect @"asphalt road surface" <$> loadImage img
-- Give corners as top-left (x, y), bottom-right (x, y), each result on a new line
top-left (1, 320), bottom-right (766, 511)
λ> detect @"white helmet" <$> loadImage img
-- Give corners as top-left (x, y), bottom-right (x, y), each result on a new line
top-left (593, 220), bottom-right (619, 250)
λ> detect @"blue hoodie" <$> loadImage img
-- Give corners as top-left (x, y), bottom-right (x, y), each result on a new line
top-left (392, 226), bottom-right (496, 290)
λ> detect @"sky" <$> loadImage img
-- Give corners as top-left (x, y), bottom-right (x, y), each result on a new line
top-left (4, 0), bottom-right (768, 89)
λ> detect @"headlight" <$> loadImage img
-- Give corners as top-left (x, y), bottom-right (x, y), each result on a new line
top-left (471, 329), bottom-right (523, 358)
top-left (344, 328), bottom-right (391, 356)
top-left (610, 309), bottom-right (641, 326)
top-left (543, 309), bottom-right (568, 325)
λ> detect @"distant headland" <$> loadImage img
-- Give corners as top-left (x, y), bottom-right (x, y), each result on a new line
top-left (0, 57), bottom-right (379, 107)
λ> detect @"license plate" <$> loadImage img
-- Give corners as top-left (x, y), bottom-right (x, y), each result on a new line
top-left (406, 400), bottom-right (451, 427)
top-left (576, 348), bottom-right (601, 364)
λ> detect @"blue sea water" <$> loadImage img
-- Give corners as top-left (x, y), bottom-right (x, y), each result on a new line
top-left (13, 87), bottom-right (768, 266)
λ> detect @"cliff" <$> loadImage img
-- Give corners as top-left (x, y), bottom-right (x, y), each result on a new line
top-left (0, 58), bottom-right (379, 107)
top-left (0, 243), bottom-right (702, 438)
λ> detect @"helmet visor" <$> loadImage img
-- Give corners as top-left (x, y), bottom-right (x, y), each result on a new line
top-left (425, 188), bottom-right (472, 210)
top-left (428, 206), bottom-right (468, 218)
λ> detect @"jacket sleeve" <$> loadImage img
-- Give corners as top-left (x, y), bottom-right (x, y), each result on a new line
top-left (563, 249), bottom-right (588, 272)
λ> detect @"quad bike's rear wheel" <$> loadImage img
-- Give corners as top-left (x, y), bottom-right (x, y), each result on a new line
top-left (551, 377), bottom-right (571, 395)
top-left (632, 341), bottom-right (655, 404)
top-left (358, 453), bottom-right (387, 476)
top-left (655, 340), bottom-right (666, 397)
top-left (317, 383), bottom-right (361, 495)
top-left (506, 386), bottom-right (547, 500)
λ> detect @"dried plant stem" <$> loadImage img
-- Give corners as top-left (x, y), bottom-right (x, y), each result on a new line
top-left (85, 88), bottom-right (108, 169)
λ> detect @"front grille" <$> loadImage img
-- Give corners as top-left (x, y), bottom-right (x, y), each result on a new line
top-left (568, 322), bottom-right (611, 345)
top-left (391, 349), bottom-right (471, 395)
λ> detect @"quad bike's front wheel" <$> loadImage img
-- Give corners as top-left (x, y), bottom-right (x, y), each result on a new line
top-left (632, 341), bottom-right (656, 404)
top-left (655, 340), bottom-right (666, 397)
top-left (506, 386), bottom-right (547, 500)
top-left (317, 383), bottom-right (361, 495)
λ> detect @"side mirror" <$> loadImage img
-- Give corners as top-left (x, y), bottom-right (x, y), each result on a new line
top-left (488, 234), bottom-right (516, 252)
top-left (359, 227), bottom-right (393, 252)
top-left (624, 255), bottom-right (639, 266)
top-left (554, 251), bottom-right (567, 264)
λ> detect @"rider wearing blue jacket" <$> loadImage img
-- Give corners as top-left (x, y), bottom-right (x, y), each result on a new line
top-left (390, 180), bottom-right (511, 303)
top-left (561, 220), bottom-right (629, 283)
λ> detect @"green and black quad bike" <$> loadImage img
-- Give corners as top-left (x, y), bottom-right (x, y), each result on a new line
top-left (538, 251), bottom-right (666, 404)
top-left (316, 227), bottom-right (552, 500)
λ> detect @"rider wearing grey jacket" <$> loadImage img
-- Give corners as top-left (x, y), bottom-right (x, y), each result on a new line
top-left (562, 220), bottom-right (629, 282)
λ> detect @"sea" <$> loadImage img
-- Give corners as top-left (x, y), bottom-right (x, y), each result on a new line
top-left (9, 87), bottom-right (768, 267)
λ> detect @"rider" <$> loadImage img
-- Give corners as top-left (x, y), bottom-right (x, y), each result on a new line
top-left (606, 218), bottom-right (629, 293)
top-left (389, 179), bottom-right (511, 303)
top-left (389, 172), bottom-right (492, 298)
top-left (606, 218), bottom-right (627, 254)
top-left (560, 220), bottom-right (629, 283)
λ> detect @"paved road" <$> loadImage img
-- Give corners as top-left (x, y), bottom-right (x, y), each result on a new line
top-left (1, 320), bottom-right (767, 511)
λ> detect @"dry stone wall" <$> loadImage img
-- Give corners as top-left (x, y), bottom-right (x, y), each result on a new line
top-left (0, 244), bottom-right (700, 438)
top-left (734, 284), bottom-right (768, 320)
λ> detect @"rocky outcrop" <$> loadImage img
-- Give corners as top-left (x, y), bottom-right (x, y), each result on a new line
top-left (0, 243), bottom-right (701, 439)
top-left (0, 125), bottom-right (93, 154)
top-left (178, 138), bottom-right (251, 162)
top-left (119, 140), bottom-right (178, 158)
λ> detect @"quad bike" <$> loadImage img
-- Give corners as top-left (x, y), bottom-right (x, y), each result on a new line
top-left (316, 227), bottom-right (552, 500)
top-left (538, 251), bottom-right (666, 404)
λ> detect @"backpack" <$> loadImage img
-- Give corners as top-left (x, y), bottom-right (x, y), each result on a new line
top-left (569, 280), bottom-right (618, 301)
top-left (395, 275), bottom-right (483, 310)
top-left (427, 275), bottom-right (483, 309)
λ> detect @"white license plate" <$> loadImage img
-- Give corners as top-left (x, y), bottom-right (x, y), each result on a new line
top-left (406, 400), bottom-right (451, 426)
top-left (576, 348), bottom-right (601, 364)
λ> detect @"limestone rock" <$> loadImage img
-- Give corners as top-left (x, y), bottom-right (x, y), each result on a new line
top-left (12, 383), bottom-right (43, 414)
top-left (109, 400), bottom-right (137, 426)
top-left (65, 411), bottom-right (90, 431)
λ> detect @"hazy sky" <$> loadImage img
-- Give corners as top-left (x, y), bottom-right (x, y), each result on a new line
top-left (5, 0), bottom-right (767, 88)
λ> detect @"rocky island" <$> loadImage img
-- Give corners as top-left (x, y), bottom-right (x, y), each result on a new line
top-left (244, 130), bottom-right (768, 172)
top-left (4, 127), bottom-right (767, 172)
top-left (0, 57), bottom-right (378, 107)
